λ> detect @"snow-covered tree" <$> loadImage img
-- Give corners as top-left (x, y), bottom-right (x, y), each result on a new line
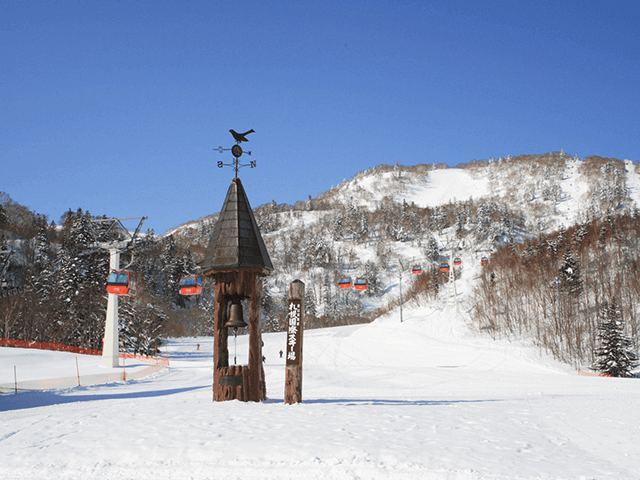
top-left (304, 288), bottom-right (317, 318)
top-left (592, 302), bottom-right (638, 377)
top-left (332, 215), bottom-right (345, 241)
top-left (30, 225), bottom-right (57, 316)
top-left (424, 234), bottom-right (440, 263)
top-left (54, 210), bottom-right (107, 348)
top-left (359, 211), bottom-right (369, 239)
top-left (559, 248), bottom-right (581, 297)
top-left (362, 260), bottom-right (381, 297)
top-left (261, 284), bottom-right (283, 332)
top-left (161, 236), bottom-right (189, 307)
top-left (119, 295), bottom-right (167, 355)
top-left (195, 294), bottom-right (215, 336)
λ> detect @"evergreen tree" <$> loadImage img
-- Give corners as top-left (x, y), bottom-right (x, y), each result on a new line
top-left (54, 211), bottom-right (107, 348)
top-left (261, 284), bottom-right (282, 332)
top-left (559, 248), bottom-right (581, 297)
top-left (0, 203), bottom-right (7, 227)
top-left (424, 234), bottom-right (440, 263)
top-left (455, 207), bottom-right (467, 239)
top-left (196, 295), bottom-right (215, 336)
top-left (304, 287), bottom-right (317, 318)
top-left (119, 294), bottom-right (167, 355)
top-left (572, 223), bottom-right (588, 248)
top-left (522, 238), bottom-right (535, 267)
top-left (592, 301), bottom-right (639, 377)
top-left (430, 266), bottom-right (440, 298)
top-left (386, 218), bottom-right (407, 242)
top-left (305, 195), bottom-right (313, 211)
top-left (332, 215), bottom-right (345, 241)
top-left (321, 275), bottom-right (334, 319)
top-left (407, 209), bottom-right (422, 240)
top-left (359, 211), bottom-right (369, 239)
top-left (161, 236), bottom-right (187, 307)
top-left (362, 260), bottom-right (380, 297)
top-left (302, 236), bottom-right (332, 269)
top-left (31, 225), bottom-right (57, 310)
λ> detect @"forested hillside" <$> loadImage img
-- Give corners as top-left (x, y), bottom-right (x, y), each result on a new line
top-left (0, 201), bottom-right (203, 354)
top-left (473, 212), bottom-right (640, 369)
top-left (2, 151), bottom-right (639, 369)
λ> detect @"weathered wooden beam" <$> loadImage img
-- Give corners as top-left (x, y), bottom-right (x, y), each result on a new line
top-left (247, 277), bottom-right (266, 401)
top-left (212, 273), bottom-right (267, 402)
top-left (285, 280), bottom-right (304, 405)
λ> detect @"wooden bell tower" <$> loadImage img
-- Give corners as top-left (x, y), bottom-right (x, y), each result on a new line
top-left (201, 177), bottom-right (273, 402)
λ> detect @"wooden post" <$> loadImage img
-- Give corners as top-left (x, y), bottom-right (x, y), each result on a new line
top-left (248, 276), bottom-right (266, 401)
top-left (285, 280), bottom-right (304, 404)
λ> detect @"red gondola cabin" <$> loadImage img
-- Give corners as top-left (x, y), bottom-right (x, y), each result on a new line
top-left (481, 257), bottom-right (489, 266)
top-left (440, 263), bottom-right (450, 272)
top-left (412, 265), bottom-right (422, 274)
top-left (179, 275), bottom-right (203, 296)
top-left (454, 258), bottom-right (462, 266)
top-left (354, 277), bottom-right (368, 290)
top-left (106, 271), bottom-right (137, 296)
top-left (338, 277), bottom-right (353, 289)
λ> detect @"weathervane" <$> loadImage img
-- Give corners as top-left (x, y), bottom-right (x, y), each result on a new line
top-left (216, 129), bottom-right (257, 178)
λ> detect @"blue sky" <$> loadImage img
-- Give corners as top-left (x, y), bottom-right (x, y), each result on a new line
top-left (2, 0), bottom-right (639, 234)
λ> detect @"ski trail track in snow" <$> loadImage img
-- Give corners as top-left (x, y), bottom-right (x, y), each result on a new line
top-left (558, 158), bottom-right (588, 227)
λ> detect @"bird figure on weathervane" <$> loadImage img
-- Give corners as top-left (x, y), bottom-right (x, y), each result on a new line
top-left (217, 129), bottom-right (257, 178)
top-left (229, 129), bottom-right (255, 143)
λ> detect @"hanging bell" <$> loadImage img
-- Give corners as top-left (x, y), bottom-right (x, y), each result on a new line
top-left (225, 302), bottom-right (248, 329)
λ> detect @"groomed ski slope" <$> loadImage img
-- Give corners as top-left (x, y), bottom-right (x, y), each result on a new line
top-left (3, 262), bottom-right (640, 480)
top-left (400, 168), bottom-right (489, 208)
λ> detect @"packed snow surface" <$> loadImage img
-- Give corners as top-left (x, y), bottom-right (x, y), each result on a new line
top-left (0, 349), bottom-right (150, 388)
top-left (400, 169), bottom-right (489, 208)
top-left (3, 303), bottom-right (640, 479)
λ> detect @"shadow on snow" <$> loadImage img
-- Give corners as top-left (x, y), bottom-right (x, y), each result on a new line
top-left (265, 398), bottom-right (503, 406)
top-left (0, 384), bottom-right (209, 412)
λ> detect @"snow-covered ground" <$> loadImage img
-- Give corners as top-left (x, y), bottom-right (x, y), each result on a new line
top-left (400, 169), bottom-right (489, 208)
top-left (557, 158), bottom-right (591, 228)
top-left (0, 349), bottom-right (153, 390)
top-left (625, 161), bottom-right (640, 208)
top-left (3, 298), bottom-right (640, 478)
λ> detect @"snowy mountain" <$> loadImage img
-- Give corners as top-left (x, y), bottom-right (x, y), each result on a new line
top-left (170, 152), bottom-right (639, 325)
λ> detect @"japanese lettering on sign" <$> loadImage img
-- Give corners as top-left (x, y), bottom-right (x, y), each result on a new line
top-left (286, 299), bottom-right (302, 365)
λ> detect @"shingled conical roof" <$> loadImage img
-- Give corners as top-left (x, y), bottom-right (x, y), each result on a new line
top-left (201, 177), bottom-right (273, 274)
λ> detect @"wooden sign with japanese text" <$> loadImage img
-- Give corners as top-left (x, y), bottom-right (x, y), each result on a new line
top-left (286, 299), bottom-right (302, 366)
